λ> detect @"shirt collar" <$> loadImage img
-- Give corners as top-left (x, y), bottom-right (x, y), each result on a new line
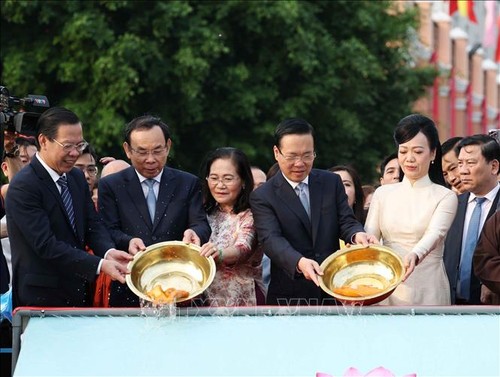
top-left (467, 182), bottom-right (500, 204)
top-left (281, 172), bottom-right (309, 189)
top-left (35, 153), bottom-right (66, 183)
top-left (136, 169), bottom-right (163, 184)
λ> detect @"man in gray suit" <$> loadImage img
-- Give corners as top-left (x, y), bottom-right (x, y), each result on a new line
top-left (444, 135), bottom-right (500, 305)
top-left (98, 115), bottom-right (210, 307)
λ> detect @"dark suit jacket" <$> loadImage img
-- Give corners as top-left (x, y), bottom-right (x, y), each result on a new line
top-left (6, 156), bottom-right (115, 308)
top-left (443, 188), bottom-right (500, 304)
top-left (98, 166), bottom-right (210, 307)
top-left (0, 201), bottom-right (8, 294)
top-left (249, 169), bottom-right (365, 305)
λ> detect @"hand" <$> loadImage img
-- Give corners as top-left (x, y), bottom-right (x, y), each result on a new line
top-left (106, 248), bottom-right (134, 265)
top-left (480, 285), bottom-right (493, 304)
top-left (100, 259), bottom-right (130, 284)
top-left (3, 130), bottom-right (17, 150)
top-left (297, 257), bottom-right (323, 286)
top-left (99, 156), bottom-right (116, 165)
top-left (128, 238), bottom-right (146, 255)
top-left (199, 242), bottom-right (219, 258)
top-left (402, 253), bottom-right (419, 282)
top-left (183, 229), bottom-right (200, 245)
top-left (353, 232), bottom-right (379, 246)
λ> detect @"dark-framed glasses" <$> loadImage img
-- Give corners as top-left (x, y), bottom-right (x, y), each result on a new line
top-left (52, 139), bottom-right (89, 153)
top-left (129, 146), bottom-right (168, 157)
top-left (278, 149), bottom-right (316, 163)
top-left (75, 164), bottom-right (99, 177)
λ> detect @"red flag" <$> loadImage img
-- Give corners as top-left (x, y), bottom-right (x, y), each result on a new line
top-left (467, 0), bottom-right (477, 23)
top-left (449, 0), bottom-right (458, 15)
top-left (450, 0), bottom-right (478, 24)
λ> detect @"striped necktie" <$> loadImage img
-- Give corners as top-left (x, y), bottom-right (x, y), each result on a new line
top-left (57, 176), bottom-right (76, 233)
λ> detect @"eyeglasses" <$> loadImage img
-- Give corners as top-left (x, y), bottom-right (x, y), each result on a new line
top-left (278, 148), bottom-right (316, 163)
top-left (52, 139), bottom-right (89, 153)
top-left (75, 165), bottom-right (99, 177)
top-left (206, 175), bottom-right (240, 186)
top-left (129, 146), bottom-right (168, 157)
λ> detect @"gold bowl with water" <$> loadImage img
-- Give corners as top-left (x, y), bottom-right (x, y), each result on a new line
top-left (319, 245), bottom-right (404, 306)
top-left (126, 241), bottom-right (216, 303)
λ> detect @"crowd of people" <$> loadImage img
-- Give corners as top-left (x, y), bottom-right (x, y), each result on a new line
top-left (1, 108), bottom-right (499, 311)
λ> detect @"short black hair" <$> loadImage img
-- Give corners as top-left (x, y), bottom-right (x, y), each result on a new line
top-left (274, 118), bottom-right (314, 149)
top-left (81, 143), bottom-right (98, 163)
top-left (441, 137), bottom-right (463, 156)
top-left (379, 152), bottom-right (398, 177)
top-left (124, 115), bottom-right (171, 145)
top-left (456, 134), bottom-right (500, 170)
top-left (36, 107), bottom-right (80, 142)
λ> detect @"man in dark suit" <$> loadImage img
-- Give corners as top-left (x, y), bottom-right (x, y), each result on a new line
top-left (444, 134), bottom-right (500, 305)
top-left (250, 118), bottom-right (378, 305)
top-left (98, 115), bottom-right (210, 307)
top-left (5, 107), bottom-right (131, 308)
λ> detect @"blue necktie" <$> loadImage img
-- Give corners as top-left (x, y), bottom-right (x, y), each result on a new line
top-left (459, 197), bottom-right (487, 300)
top-left (295, 182), bottom-right (311, 219)
top-left (57, 176), bottom-right (76, 233)
top-left (144, 179), bottom-right (156, 223)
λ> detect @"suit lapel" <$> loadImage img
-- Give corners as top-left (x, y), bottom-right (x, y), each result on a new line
top-left (31, 158), bottom-right (78, 237)
top-left (152, 168), bottom-right (176, 232)
top-left (124, 168), bottom-right (153, 229)
top-left (454, 192), bottom-right (469, 251)
top-left (309, 171), bottom-right (323, 247)
top-left (273, 174), bottom-right (311, 235)
top-left (487, 188), bottom-right (500, 218)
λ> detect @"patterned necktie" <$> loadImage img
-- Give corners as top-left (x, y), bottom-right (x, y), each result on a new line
top-left (459, 197), bottom-right (487, 300)
top-left (144, 179), bottom-right (156, 223)
top-left (295, 182), bottom-right (311, 219)
top-left (57, 176), bottom-right (76, 233)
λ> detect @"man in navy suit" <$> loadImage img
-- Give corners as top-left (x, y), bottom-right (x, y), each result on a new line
top-left (6, 107), bottom-right (131, 308)
top-left (250, 118), bottom-right (378, 305)
top-left (98, 115), bottom-right (210, 307)
top-left (443, 135), bottom-right (500, 305)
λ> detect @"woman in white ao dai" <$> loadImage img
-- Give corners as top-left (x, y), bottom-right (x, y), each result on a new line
top-left (365, 115), bottom-right (458, 305)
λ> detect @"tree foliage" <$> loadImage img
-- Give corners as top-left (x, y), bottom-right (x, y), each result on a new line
top-left (1, 0), bottom-right (435, 182)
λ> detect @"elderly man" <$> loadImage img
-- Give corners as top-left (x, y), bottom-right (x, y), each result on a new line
top-left (6, 107), bottom-right (131, 308)
top-left (98, 115), bottom-right (210, 307)
top-left (444, 134), bottom-right (500, 305)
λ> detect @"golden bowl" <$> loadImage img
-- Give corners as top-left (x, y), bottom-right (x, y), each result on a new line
top-left (319, 245), bottom-right (404, 305)
top-left (126, 241), bottom-right (216, 303)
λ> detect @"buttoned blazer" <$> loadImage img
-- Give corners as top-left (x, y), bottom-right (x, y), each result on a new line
top-left (98, 166), bottom-right (210, 249)
top-left (443, 190), bottom-right (500, 304)
top-left (6, 157), bottom-right (114, 307)
top-left (250, 169), bottom-right (364, 304)
top-left (98, 166), bottom-right (210, 306)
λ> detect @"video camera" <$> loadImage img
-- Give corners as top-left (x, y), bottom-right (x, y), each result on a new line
top-left (0, 86), bottom-right (50, 136)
